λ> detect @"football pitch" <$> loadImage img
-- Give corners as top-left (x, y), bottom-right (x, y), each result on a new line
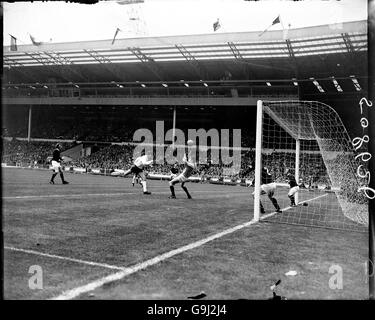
top-left (2, 168), bottom-right (368, 299)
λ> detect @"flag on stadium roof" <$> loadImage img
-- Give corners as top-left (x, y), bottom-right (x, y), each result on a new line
top-left (10, 34), bottom-right (17, 51)
top-left (259, 15), bottom-right (281, 37)
top-left (112, 27), bottom-right (122, 45)
top-left (213, 18), bottom-right (221, 32)
top-left (272, 15), bottom-right (280, 25)
top-left (29, 34), bottom-right (43, 46)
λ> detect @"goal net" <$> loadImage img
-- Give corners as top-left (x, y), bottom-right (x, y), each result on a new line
top-left (253, 100), bottom-right (368, 232)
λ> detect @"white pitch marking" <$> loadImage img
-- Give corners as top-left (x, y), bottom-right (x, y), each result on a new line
top-left (4, 247), bottom-right (125, 271)
top-left (2, 192), bottom-right (137, 200)
top-left (3, 189), bottom-right (250, 200)
top-left (50, 192), bottom-right (328, 300)
top-left (297, 193), bottom-right (328, 205)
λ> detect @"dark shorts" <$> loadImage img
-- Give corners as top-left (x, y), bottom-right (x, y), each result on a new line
top-left (130, 165), bottom-right (143, 175)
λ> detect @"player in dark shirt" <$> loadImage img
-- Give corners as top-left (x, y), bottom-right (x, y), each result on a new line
top-left (262, 167), bottom-right (273, 184)
top-left (170, 164), bottom-right (179, 177)
top-left (286, 169), bottom-right (299, 206)
top-left (50, 143), bottom-right (69, 184)
top-left (131, 173), bottom-right (142, 187)
top-left (199, 162), bottom-right (210, 182)
top-left (287, 173), bottom-right (298, 188)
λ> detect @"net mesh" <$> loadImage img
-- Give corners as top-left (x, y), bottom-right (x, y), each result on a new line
top-left (259, 101), bottom-right (367, 232)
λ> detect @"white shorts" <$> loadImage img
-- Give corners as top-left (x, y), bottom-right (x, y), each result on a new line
top-left (288, 186), bottom-right (300, 196)
top-left (173, 173), bottom-right (188, 183)
top-left (51, 160), bottom-right (61, 173)
top-left (252, 182), bottom-right (276, 196)
top-left (261, 182), bottom-right (276, 196)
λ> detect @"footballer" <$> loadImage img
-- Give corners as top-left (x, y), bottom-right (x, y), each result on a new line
top-left (123, 153), bottom-right (153, 194)
top-left (168, 140), bottom-right (196, 199)
top-left (49, 143), bottom-right (69, 185)
top-left (170, 163), bottom-right (180, 180)
top-left (285, 168), bottom-right (299, 207)
top-left (252, 166), bottom-right (282, 214)
top-left (132, 173), bottom-right (142, 187)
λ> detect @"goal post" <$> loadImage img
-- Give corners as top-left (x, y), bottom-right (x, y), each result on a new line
top-left (295, 139), bottom-right (300, 206)
top-left (253, 100), bottom-right (263, 222)
top-left (253, 100), bottom-right (368, 232)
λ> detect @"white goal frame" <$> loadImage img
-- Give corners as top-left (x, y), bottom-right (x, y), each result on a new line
top-left (254, 100), bottom-right (303, 222)
top-left (254, 100), bottom-right (301, 222)
top-left (253, 99), bottom-right (367, 229)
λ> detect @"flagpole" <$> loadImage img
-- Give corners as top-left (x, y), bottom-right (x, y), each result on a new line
top-left (258, 24), bottom-right (272, 37)
top-left (112, 28), bottom-right (121, 45)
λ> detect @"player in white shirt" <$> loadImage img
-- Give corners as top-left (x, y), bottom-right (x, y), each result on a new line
top-left (169, 140), bottom-right (196, 199)
top-left (251, 166), bottom-right (282, 214)
top-left (123, 154), bottom-right (153, 194)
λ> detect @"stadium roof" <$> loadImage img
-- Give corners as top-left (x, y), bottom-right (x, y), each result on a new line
top-left (3, 20), bottom-right (368, 85)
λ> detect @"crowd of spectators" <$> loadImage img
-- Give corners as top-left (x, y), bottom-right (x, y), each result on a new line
top-left (2, 139), bottom-right (333, 188)
top-left (71, 144), bottom-right (134, 170)
top-left (262, 153), bottom-right (330, 188)
top-left (1, 139), bottom-right (71, 167)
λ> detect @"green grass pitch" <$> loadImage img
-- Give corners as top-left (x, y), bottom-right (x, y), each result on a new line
top-left (2, 168), bottom-right (368, 299)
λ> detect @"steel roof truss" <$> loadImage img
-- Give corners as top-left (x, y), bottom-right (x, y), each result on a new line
top-left (175, 44), bottom-right (208, 79)
top-left (129, 47), bottom-right (164, 80)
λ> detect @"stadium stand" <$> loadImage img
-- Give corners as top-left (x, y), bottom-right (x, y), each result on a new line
top-left (1, 138), bottom-right (330, 188)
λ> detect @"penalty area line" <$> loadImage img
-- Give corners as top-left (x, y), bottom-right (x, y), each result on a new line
top-left (50, 192), bottom-right (327, 300)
